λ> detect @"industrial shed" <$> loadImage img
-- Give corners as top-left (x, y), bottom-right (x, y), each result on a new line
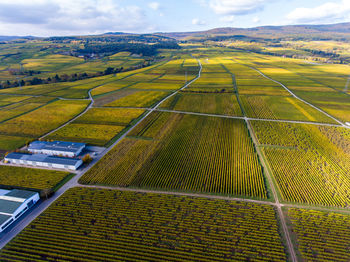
top-left (28, 141), bottom-right (86, 157)
top-left (0, 189), bottom-right (40, 233)
top-left (5, 152), bottom-right (83, 170)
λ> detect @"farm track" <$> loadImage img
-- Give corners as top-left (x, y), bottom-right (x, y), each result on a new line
top-left (243, 63), bottom-right (347, 127)
top-left (0, 58), bottom-right (203, 249)
top-left (1, 56), bottom-right (349, 262)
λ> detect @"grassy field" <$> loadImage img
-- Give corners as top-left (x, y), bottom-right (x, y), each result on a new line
top-left (0, 187), bottom-right (287, 261)
top-left (81, 113), bottom-right (266, 198)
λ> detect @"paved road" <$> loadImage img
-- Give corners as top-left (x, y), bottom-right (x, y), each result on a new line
top-left (0, 59), bottom-right (203, 250)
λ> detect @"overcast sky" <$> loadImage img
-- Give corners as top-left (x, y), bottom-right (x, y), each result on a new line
top-left (0, 0), bottom-right (349, 36)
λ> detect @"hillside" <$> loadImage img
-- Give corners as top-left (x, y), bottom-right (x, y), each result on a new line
top-left (159, 22), bottom-right (350, 40)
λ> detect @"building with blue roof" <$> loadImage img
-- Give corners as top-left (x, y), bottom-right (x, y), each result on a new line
top-left (0, 189), bottom-right (39, 233)
top-left (5, 152), bottom-right (83, 171)
top-left (28, 141), bottom-right (86, 157)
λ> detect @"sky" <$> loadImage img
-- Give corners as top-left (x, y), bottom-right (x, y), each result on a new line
top-left (0, 0), bottom-right (350, 36)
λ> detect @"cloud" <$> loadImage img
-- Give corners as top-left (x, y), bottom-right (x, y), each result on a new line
top-left (220, 15), bottom-right (235, 23)
top-left (148, 2), bottom-right (160, 11)
top-left (253, 16), bottom-right (260, 23)
top-left (0, 2), bottom-right (59, 24)
top-left (209, 0), bottom-right (270, 15)
top-left (0, 0), bottom-right (150, 36)
top-left (192, 18), bottom-right (206, 25)
top-left (286, 0), bottom-right (350, 24)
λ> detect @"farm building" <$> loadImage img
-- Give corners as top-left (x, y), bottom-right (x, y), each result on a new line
top-left (0, 189), bottom-right (40, 233)
top-left (4, 152), bottom-right (83, 171)
top-left (28, 141), bottom-right (86, 157)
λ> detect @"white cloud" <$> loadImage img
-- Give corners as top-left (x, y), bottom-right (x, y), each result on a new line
top-left (286, 0), bottom-right (350, 24)
top-left (0, 0), bottom-right (150, 36)
top-left (209, 0), bottom-right (270, 15)
top-left (253, 16), bottom-right (260, 23)
top-left (192, 18), bottom-right (206, 25)
top-left (220, 15), bottom-right (235, 23)
top-left (148, 2), bottom-right (160, 11)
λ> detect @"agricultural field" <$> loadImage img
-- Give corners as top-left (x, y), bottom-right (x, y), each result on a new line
top-left (0, 99), bottom-right (89, 138)
top-left (160, 92), bottom-right (243, 116)
top-left (288, 208), bottom-right (350, 262)
top-left (231, 50), bottom-right (350, 122)
top-left (81, 113), bottom-right (266, 198)
top-left (0, 187), bottom-right (287, 261)
top-left (240, 95), bottom-right (336, 123)
top-left (46, 108), bottom-right (144, 146)
top-left (104, 91), bottom-right (170, 108)
top-left (251, 121), bottom-right (350, 207)
top-left (0, 165), bottom-right (70, 195)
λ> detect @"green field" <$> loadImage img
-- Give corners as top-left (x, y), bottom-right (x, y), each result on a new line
top-left (0, 188), bottom-right (287, 261)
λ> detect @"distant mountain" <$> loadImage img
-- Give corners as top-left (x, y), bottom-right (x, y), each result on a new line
top-left (158, 22), bottom-right (350, 40)
top-left (0, 36), bottom-right (37, 41)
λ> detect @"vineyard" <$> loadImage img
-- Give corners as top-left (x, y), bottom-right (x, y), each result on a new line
top-left (288, 208), bottom-right (350, 261)
top-left (0, 165), bottom-right (69, 193)
top-left (0, 187), bottom-right (287, 261)
top-left (160, 92), bottom-right (243, 116)
top-left (81, 113), bottom-right (266, 198)
top-left (47, 108), bottom-right (144, 146)
top-left (0, 100), bottom-right (89, 138)
top-left (251, 121), bottom-right (350, 207)
top-left (240, 95), bottom-right (336, 123)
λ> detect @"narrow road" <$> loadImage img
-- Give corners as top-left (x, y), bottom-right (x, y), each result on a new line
top-left (246, 114), bottom-right (298, 262)
top-left (79, 184), bottom-right (276, 206)
top-left (39, 89), bottom-right (94, 139)
top-left (0, 58), bottom-right (203, 249)
top-left (154, 108), bottom-right (343, 128)
top-left (247, 65), bottom-right (346, 127)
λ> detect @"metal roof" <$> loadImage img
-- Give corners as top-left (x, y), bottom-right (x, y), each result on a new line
top-left (5, 153), bottom-right (82, 166)
top-left (0, 199), bottom-right (23, 214)
top-left (5, 189), bottom-right (37, 199)
top-left (28, 141), bottom-right (85, 154)
top-left (0, 214), bottom-right (11, 225)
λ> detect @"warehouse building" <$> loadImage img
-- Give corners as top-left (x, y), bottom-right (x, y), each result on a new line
top-left (28, 141), bottom-right (86, 157)
top-left (0, 189), bottom-right (40, 233)
top-left (4, 152), bottom-right (83, 171)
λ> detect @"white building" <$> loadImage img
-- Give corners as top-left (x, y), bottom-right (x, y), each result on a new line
top-left (0, 189), bottom-right (40, 233)
top-left (5, 153), bottom-right (83, 171)
top-left (28, 141), bottom-right (86, 158)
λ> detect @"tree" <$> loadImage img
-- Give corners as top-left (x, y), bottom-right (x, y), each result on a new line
top-left (82, 154), bottom-right (93, 164)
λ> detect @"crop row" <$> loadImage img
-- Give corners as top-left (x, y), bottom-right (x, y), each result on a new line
top-left (288, 208), bottom-right (350, 262)
top-left (81, 113), bottom-right (266, 198)
top-left (0, 187), bottom-right (287, 261)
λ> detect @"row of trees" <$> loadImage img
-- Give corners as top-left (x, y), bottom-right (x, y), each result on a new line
top-left (0, 63), bottom-right (150, 89)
